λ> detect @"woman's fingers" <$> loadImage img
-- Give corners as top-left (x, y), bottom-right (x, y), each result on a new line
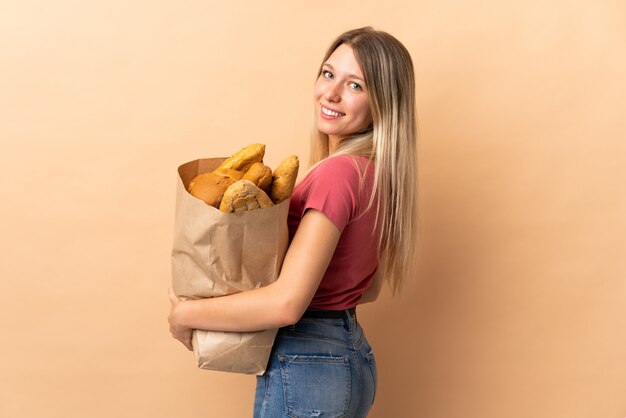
top-left (168, 288), bottom-right (179, 304)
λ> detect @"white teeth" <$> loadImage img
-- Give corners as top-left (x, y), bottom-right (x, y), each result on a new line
top-left (322, 106), bottom-right (343, 117)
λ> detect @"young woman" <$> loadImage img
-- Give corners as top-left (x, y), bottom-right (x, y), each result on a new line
top-left (169, 27), bottom-right (418, 417)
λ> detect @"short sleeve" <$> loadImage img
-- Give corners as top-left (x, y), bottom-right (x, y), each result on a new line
top-left (295, 156), bottom-right (361, 232)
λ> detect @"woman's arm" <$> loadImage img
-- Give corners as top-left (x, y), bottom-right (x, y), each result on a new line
top-left (168, 209), bottom-right (341, 348)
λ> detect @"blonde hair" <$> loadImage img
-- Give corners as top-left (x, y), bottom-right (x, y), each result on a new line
top-left (310, 27), bottom-right (418, 294)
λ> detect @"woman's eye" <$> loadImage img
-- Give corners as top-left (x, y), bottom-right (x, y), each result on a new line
top-left (322, 70), bottom-right (333, 79)
top-left (349, 82), bottom-right (362, 90)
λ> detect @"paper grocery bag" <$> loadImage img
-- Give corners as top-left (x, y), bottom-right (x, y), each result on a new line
top-left (171, 158), bottom-right (289, 375)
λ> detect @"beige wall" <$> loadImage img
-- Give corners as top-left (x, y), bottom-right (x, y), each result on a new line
top-left (1, 1), bottom-right (625, 417)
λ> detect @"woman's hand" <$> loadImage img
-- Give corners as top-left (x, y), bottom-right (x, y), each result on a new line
top-left (168, 288), bottom-right (193, 351)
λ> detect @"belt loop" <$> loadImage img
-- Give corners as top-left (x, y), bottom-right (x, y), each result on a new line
top-left (346, 308), bottom-right (356, 332)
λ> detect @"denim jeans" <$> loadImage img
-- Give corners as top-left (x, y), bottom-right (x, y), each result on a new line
top-left (253, 310), bottom-right (377, 417)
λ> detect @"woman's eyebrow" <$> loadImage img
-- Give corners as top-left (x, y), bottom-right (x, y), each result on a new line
top-left (322, 63), bottom-right (365, 82)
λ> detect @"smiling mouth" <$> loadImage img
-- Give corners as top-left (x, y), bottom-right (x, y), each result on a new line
top-left (321, 106), bottom-right (345, 117)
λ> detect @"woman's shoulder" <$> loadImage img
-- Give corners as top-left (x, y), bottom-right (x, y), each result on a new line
top-left (313, 154), bottom-right (372, 176)
top-left (298, 154), bottom-right (374, 195)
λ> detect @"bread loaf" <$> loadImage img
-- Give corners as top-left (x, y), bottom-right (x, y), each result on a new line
top-left (216, 143), bottom-right (265, 173)
top-left (188, 171), bottom-right (238, 208)
top-left (213, 168), bottom-right (244, 181)
top-left (242, 162), bottom-right (273, 193)
top-left (270, 155), bottom-right (299, 204)
top-left (219, 180), bottom-right (274, 213)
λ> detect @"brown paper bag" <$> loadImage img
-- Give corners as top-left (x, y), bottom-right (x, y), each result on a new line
top-left (171, 158), bottom-right (289, 375)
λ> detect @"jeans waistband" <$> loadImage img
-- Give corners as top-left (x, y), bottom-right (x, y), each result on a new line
top-left (301, 307), bottom-right (356, 319)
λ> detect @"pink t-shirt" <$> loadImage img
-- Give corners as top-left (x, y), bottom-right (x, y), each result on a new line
top-left (288, 154), bottom-right (381, 310)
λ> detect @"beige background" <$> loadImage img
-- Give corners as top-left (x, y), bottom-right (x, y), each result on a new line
top-left (1, 1), bottom-right (625, 417)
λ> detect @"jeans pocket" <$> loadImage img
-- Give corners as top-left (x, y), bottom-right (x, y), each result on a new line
top-left (279, 354), bottom-right (351, 418)
top-left (365, 350), bottom-right (378, 405)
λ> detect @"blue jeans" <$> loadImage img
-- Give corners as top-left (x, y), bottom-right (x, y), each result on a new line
top-left (253, 310), bottom-right (377, 417)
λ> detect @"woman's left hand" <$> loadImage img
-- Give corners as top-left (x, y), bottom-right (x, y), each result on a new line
top-left (168, 288), bottom-right (193, 351)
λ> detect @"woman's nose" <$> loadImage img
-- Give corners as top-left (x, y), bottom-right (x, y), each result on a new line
top-left (324, 82), bottom-right (341, 102)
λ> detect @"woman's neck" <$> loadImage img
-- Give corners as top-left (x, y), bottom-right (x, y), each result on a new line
top-left (328, 135), bottom-right (341, 154)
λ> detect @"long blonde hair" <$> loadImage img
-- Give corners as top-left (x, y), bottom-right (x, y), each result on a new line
top-left (310, 27), bottom-right (418, 294)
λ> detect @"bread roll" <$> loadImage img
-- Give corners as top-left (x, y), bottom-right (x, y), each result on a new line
top-left (270, 155), bottom-right (299, 204)
top-left (219, 180), bottom-right (274, 213)
top-left (242, 162), bottom-right (273, 192)
top-left (188, 172), bottom-right (237, 208)
top-left (216, 143), bottom-right (265, 173)
top-left (213, 168), bottom-right (244, 181)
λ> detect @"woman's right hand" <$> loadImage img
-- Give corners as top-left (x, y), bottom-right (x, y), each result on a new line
top-left (168, 288), bottom-right (193, 351)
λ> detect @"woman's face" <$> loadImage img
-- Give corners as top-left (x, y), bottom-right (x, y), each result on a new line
top-left (314, 44), bottom-right (372, 146)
